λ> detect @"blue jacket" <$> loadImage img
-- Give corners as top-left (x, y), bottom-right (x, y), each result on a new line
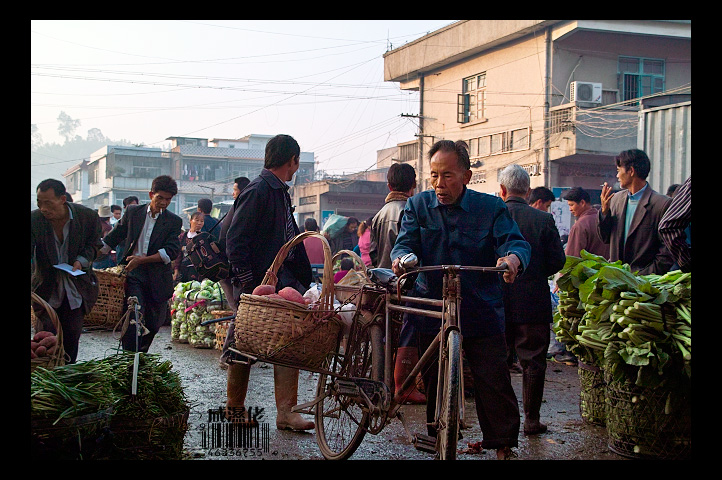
top-left (390, 187), bottom-right (531, 338)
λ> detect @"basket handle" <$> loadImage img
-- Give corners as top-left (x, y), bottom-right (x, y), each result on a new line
top-left (331, 249), bottom-right (370, 280)
top-left (31, 291), bottom-right (64, 344)
top-left (261, 231), bottom-right (335, 308)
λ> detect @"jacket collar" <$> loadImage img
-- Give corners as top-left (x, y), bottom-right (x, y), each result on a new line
top-left (260, 168), bottom-right (289, 190)
top-left (504, 195), bottom-right (528, 205)
top-left (429, 186), bottom-right (472, 212)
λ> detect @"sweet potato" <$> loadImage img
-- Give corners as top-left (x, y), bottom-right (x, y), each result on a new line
top-left (35, 345), bottom-right (47, 357)
top-left (47, 345), bottom-right (58, 355)
top-left (31, 349), bottom-right (37, 359)
top-left (278, 287), bottom-right (305, 304)
top-left (33, 331), bottom-right (54, 342)
top-left (252, 285), bottom-right (276, 296)
top-left (266, 293), bottom-right (284, 300)
top-left (31, 341), bottom-right (40, 351)
top-left (39, 336), bottom-right (58, 348)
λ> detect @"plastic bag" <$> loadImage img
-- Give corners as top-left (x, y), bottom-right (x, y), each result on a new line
top-left (321, 214), bottom-right (349, 239)
top-left (303, 283), bottom-right (322, 305)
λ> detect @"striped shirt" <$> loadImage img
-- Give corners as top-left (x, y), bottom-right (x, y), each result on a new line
top-left (659, 176), bottom-right (691, 272)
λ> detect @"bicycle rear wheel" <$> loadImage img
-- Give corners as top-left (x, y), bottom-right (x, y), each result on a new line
top-left (437, 329), bottom-right (461, 460)
top-left (315, 323), bottom-right (383, 460)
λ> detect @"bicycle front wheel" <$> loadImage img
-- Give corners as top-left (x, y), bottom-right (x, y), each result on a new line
top-left (437, 329), bottom-right (461, 460)
top-left (315, 323), bottom-right (383, 460)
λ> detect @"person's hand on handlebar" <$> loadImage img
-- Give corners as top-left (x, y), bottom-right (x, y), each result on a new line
top-left (391, 256), bottom-right (404, 276)
top-left (498, 254), bottom-right (521, 284)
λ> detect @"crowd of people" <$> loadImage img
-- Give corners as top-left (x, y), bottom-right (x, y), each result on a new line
top-left (31, 133), bottom-right (691, 459)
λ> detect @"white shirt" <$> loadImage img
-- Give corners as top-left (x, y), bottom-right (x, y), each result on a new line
top-left (101, 205), bottom-right (171, 264)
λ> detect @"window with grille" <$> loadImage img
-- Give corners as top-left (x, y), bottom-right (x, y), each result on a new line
top-left (458, 73), bottom-right (487, 123)
top-left (550, 107), bottom-right (574, 134)
top-left (618, 56), bottom-right (665, 102)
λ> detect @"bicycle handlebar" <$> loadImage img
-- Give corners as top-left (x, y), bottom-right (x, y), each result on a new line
top-left (409, 262), bottom-right (509, 274)
top-left (391, 262), bottom-right (509, 297)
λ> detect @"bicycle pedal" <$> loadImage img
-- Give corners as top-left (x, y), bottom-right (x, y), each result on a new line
top-left (413, 433), bottom-right (437, 453)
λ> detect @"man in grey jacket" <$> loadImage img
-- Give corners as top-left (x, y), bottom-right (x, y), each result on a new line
top-left (599, 149), bottom-right (674, 275)
top-left (369, 162), bottom-right (417, 268)
top-left (369, 163), bottom-right (424, 404)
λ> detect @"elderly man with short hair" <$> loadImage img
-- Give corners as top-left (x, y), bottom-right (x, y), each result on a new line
top-left (498, 165), bottom-right (566, 436)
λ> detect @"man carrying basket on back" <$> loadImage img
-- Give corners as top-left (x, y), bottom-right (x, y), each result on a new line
top-left (222, 134), bottom-right (315, 431)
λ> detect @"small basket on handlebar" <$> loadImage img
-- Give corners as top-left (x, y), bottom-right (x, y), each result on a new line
top-left (234, 232), bottom-right (343, 370)
top-left (332, 249), bottom-right (372, 304)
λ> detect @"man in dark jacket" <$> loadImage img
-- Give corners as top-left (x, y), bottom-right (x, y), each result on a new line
top-left (498, 165), bottom-right (566, 436)
top-left (223, 134), bottom-right (315, 432)
top-left (391, 140), bottom-right (531, 460)
top-left (31, 179), bottom-right (102, 363)
top-left (101, 175), bottom-right (182, 352)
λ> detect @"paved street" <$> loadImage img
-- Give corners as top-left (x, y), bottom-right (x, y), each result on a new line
top-left (77, 326), bottom-right (621, 461)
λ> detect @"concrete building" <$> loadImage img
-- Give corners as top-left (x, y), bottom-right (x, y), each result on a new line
top-left (383, 20), bottom-right (691, 205)
top-left (63, 134), bottom-right (315, 229)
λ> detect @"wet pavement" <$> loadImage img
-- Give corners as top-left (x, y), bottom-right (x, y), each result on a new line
top-left (76, 326), bottom-right (623, 461)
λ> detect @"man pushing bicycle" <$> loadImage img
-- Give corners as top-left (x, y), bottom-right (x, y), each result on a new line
top-left (391, 140), bottom-right (531, 460)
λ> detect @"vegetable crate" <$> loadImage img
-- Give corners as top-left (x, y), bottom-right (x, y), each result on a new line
top-left (234, 232), bottom-right (343, 371)
top-left (604, 370), bottom-right (691, 460)
top-left (84, 269), bottom-right (126, 330)
top-left (578, 361), bottom-right (606, 427)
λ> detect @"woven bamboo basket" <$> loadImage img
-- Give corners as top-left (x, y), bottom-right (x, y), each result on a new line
top-left (31, 405), bottom-right (114, 460)
top-left (578, 360), bottom-right (606, 427)
top-left (84, 268), bottom-right (126, 330)
top-left (212, 310), bottom-right (234, 350)
top-left (108, 408), bottom-right (190, 460)
top-left (31, 292), bottom-right (67, 372)
top-left (234, 232), bottom-right (342, 370)
top-left (604, 368), bottom-right (691, 460)
top-left (332, 249), bottom-right (371, 304)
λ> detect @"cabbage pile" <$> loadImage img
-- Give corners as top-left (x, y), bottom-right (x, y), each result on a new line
top-left (171, 279), bottom-right (226, 348)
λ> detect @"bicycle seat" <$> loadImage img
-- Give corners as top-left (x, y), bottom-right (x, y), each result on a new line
top-left (368, 268), bottom-right (397, 287)
top-left (368, 268), bottom-right (418, 293)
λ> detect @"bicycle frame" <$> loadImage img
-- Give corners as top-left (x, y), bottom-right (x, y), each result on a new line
top-left (307, 262), bottom-right (507, 460)
top-left (385, 264), bottom-right (507, 413)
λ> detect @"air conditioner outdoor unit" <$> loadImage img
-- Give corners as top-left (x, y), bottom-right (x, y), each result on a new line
top-left (570, 81), bottom-right (602, 104)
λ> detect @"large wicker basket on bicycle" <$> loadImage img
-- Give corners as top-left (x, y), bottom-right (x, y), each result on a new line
top-left (234, 232), bottom-right (342, 370)
top-left (84, 267), bottom-right (126, 330)
top-left (31, 291), bottom-right (67, 372)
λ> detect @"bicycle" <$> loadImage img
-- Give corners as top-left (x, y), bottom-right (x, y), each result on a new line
top-left (291, 254), bottom-right (508, 460)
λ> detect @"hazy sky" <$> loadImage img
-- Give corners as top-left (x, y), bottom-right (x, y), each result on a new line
top-left (31, 20), bottom-right (456, 175)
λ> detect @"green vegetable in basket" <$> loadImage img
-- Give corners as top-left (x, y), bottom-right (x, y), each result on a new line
top-left (31, 360), bottom-right (115, 425)
top-left (99, 353), bottom-right (189, 419)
